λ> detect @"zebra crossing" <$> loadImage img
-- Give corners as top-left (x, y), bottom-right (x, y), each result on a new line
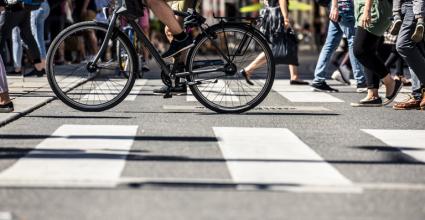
top-left (0, 79), bottom-right (421, 192)
top-left (138, 79), bottom-right (412, 104)
top-left (0, 123), bottom-right (423, 193)
top-left (0, 125), bottom-right (138, 188)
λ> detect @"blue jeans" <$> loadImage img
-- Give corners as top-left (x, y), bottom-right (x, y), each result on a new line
top-left (12, 28), bottom-right (23, 69)
top-left (31, 1), bottom-right (50, 59)
top-left (397, 2), bottom-right (425, 86)
top-left (409, 67), bottom-right (423, 100)
top-left (313, 17), bottom-right (366, 85)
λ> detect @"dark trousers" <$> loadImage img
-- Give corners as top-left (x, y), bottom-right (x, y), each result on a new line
top-left (0, 9), bottom-right (41, 65)
top-left (353, 27), bottom-right (389, 89)
top-left (379, 43), bottom-right (404, 76)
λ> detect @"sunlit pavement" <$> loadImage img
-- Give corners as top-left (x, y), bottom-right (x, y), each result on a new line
top-left (0, 53), bottom-right (424, 220)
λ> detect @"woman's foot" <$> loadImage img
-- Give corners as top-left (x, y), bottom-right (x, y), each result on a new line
top-left (393, 95), bottom-right (421, 110)
top-left (0, 102), bottom-right (14, 113)
top-left (290, 80), bottom-right (309, 85)
top-left (351, 96), bottom-right (383, 107)
top-left (384, 79), bottom-right (402, 105)
top-left (239, 69), bottom-right (254, 86)
top-left (394, 75), bottom-right (412, 86)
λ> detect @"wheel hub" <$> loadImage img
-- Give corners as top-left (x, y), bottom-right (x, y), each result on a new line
top-left (224, 63), bottom-right (237, 76)
top-left (87, 62), bottom-right (98, 73)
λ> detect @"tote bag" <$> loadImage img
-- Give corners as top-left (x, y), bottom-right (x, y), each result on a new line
top-left (271, 29), bottom-right (299, 65)
top-left (260, 5), bottom-right (299, 65)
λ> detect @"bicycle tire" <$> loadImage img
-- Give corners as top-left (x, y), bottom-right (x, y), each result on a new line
top-left (186, 23), bottom-right (275, 114)
top-left (46, 21), bottom-right (138, 112)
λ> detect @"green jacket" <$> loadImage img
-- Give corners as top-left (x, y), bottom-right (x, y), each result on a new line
top-left (355, 0), bottom-right (392, 36)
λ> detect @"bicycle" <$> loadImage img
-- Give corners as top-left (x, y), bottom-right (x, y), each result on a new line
top-left (46, 0), bottom-right (275, 113)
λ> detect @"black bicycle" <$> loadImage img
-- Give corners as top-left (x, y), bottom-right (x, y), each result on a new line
top-left (46, 0), bottom-right (275, 113)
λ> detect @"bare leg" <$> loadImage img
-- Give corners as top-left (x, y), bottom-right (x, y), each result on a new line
top-left (289, 65), bottom-right (300, 81)
top-left (243, 52), bottom-right (266, 76)
top-left (145, 0), bottom-right (183, 35)
top-left (382, 74), bottom-right (396, 97)
top-left (365, 89), bottom-right (380, 99)
top-left (0, 93), bottom-right (11, 105)
top-left (164, 17), bottom-right (187, 63)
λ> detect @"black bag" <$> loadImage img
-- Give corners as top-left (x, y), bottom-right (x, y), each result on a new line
top-left (315, 0), bottom-right (331, 7)
top-left (271, 29), bottom-right (299, 65)
top-left (260, 3), bottom-right (299, 66)
top-left (117, 0), bottom-right (145, 20)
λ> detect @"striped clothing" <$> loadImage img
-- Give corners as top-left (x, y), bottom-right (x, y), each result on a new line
top-left (0, 56), bottom-right (9, 94)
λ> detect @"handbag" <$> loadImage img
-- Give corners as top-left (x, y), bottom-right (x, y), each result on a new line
top-left (260, 2), bottom-right (299, 65)
top-left (271, 29), bottom-right (299, 65)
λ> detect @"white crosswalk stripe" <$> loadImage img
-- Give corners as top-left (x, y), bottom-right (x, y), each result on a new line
top-left (0, 125), bottom-right (138, 188)
top-left (213, 127), bottom-right (360, 192)
top-left (187, 80), bottom-right (240, 102)
top-left (79, 79), bottom-right (147, 102)
top-left (362, 129), bottom-right (425, 162)
top-left (125, 79), bottom-right (148, 101)
top-left (269, 80), bottom-right (344, 103)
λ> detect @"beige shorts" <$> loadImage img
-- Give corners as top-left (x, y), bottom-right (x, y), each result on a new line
top-left (166, 0), bottom-right (200, 12)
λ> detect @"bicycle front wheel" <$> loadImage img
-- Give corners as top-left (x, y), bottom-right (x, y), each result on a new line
top-left (186, 23), bottom-right (275, 113)
top-left (46, 21), bottom-right (137, 112)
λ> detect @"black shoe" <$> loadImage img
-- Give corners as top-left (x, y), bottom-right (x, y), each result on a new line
top-left (239, 69), bottom-right (254, 85)
top-left (7, 70), bottom-right (22, 76)
top-left (0, 102), bottom-right (14, 113)
top-left (384, 79), bottom-right (403, 105)
top-left (290, 80), bottom-right (309, 85)
top-left (24, 68), bottom-right (45, 77)
top-left (351, 97), bottom-right (383, 107)
top-left (311, 82), bottom-right (339, 92)
top-left (161, 35), bottom-right (195, 59)
top-left (153, 84), bottom-right (187, 95)
top-left (141, 64), bottom-right (150, 72)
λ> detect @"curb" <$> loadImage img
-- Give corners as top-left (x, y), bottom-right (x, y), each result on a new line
top-left (0, 96), bottom-right (55, 128)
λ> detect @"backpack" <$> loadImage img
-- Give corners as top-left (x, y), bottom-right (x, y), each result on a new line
top-left (22, 0), bottom-right (44, 10)
top-left (315, 0), bottom-right (331, 7)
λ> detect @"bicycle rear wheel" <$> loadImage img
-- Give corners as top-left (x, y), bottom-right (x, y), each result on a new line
top-left (186, 23), bottom-right (275, 113)
top-left (46, 21), bottom-right (137, 112)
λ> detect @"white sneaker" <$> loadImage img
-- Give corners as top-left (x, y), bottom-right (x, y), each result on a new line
top-left (331, 70), bottom-right (345, 85)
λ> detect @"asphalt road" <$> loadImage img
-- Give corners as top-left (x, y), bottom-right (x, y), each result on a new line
top-left (0, 60), bottom-right (424, 220)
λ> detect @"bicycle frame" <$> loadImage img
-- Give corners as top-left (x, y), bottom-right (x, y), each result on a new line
top-left (90, 5), bottom-right (228, 81)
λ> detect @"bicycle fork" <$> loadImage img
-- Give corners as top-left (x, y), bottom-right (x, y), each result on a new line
top-left (88, 10), bottom-right (119, 72)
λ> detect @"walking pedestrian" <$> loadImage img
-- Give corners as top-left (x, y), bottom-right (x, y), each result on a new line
top-left (311, 0), bottom-right (366, 93)
top-left (389, 0), bottom-right (425, 42)
top-left (0, 1), bottom-right (45, 77)
top-left (395, 0), bottom-right (425, 110)
top-left (352, 0), bottom-right (403, 107)
top-left (9, 0), bottom-right (49, 76)
top-left (239, 0), bottom-right (309, 86)
top-left (379, 31), bottom-right (411, 86)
